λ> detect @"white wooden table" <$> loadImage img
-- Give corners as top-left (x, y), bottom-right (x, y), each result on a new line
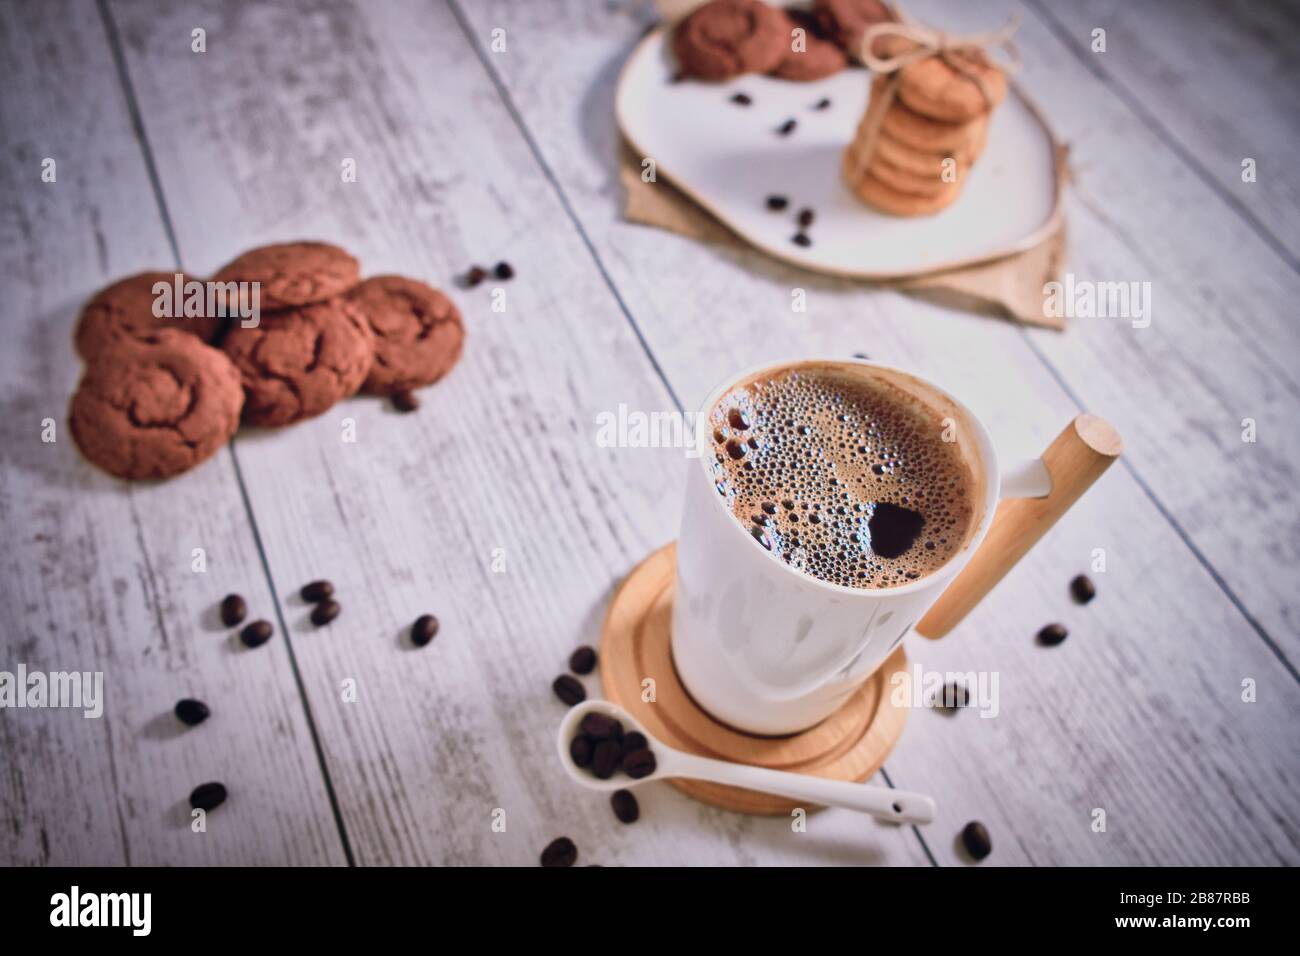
top-left (2, 0), bottom-right (1297, 866)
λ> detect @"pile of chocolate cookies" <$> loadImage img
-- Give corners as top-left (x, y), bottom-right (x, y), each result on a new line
top-left (69, 241), bottom-right (465, 481)
top-left (672, 0), bottom-right (894, 84)
top-left (842, 39), bottom-right (1006, 216)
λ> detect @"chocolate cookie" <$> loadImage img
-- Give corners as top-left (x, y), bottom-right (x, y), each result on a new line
top-left (345, 276), bottom-right (465, 394)
top-left (673, 0), bottom-right (787, 81)
top-left (70, 330), bottom-right (243, 480)
top-left (881, 36), bottom-right (1007, 123)
top-left (221, 297), bottom-right (374, 427)
top-left (772, 12), bottom-right (848, 82)
top-left (212, 241), bottom-right (360, 311)
top-left (74, 271), bottom-right (226, 359)
top-left (814, 0), bottom-right (894, 57)
top-left (842, 153), bottom-right (960, 216)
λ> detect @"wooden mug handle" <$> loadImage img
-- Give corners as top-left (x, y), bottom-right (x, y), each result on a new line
top-left (915, 415), bottom-right (1122, 639)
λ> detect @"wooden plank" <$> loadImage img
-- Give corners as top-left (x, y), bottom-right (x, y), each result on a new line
top-left (1035, 0), bottom-right (1300, 261)
top-left (452, 0), bottom-right (1300, 864)
top-left (108, 0), bottom-right (930, 865)
top-left (0, 0), bottom-right (345, 864)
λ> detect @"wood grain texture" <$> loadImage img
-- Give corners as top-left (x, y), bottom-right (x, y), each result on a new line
top-left (0, 0), bottom-right (345, 865)
top-left (456, 0), bottom-right (1300, 864)
top-left (106, 0), bottom-right (929, 866)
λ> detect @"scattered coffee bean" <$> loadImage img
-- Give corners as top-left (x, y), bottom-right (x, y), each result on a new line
top-left (391, 389), bottom-right (419, 412)
top-left (300, 580), bottom-right (334, 603)
top-left (791, 233), bottom-right (812, 247)
top-left (494, 261), bottom-right (514, 280)
top-left (852, 352), bottom-right (870, 360)
top-left (219, 593), bottom-right (247, 627)
top-left (961, 820), bottom-right (992, 860)
top-left (189, 781), bottom-right (227, 812)
top-left (540, 836), bottom-right (578, 867)
top-left (766, 194), bottom-right (789, 211)
top-left (410, 614), bottom-right (439, 647)
top-left (622, 731), bottom-right (647, 753)
top-left (464, 265), bottom-right (488, 287)
top-left (939, 681), bottom-right (970, 709)
top-left (777, 118), bottom-right (797, 136)
top-left (1037, 622), bottom-right (1069, 646)
top-left (592, 739), bottom-right (623, 779)
top-left (553, 674), bottom-right (586, 706)
top-left (580, 712), bottom-right (624, 741)
top-left (813, 97), bottom-right (832, 110)
top-left (622, 747), bottom-right (657, 779)
top-left (730, 92), bottom-right (752, 106)
top-left (797, 208), bottom-right (815, 228)
top-left (174, 698), bottom-right (210, 727)
top-left (239, 620), bottom-right (273, 648)
top-left (610, 789), bottom-right (640, 824)
top-left (569, 735), bottom-right (594, 767)
top-left (1070, 574), bottom-right (1096, 604)
top-left (569, 645), bottom-right (597, 675)
top-left (310, 599), bottom-right (342, 627)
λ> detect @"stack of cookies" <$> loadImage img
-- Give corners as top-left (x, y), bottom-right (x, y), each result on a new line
top-left (69, 241), bottom-right (465, 481)
top-left (842, 37), bottom-right (1007, 216)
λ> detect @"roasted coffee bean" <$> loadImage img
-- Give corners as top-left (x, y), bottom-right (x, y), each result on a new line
top-left (852, 352), bottom-right (870, 360)
top-left (392, 389), bottom-right (419, 413)
top-left (579, 713), bottom-right (624, 741)
top-left (610, 789), bottom-right (640, 824)
top-left (464, 265), bottom-right (488, 287)
top-left (300, 580), bottom-right (334, 603)
top-left (791, 233), bottom-right (812, 247)
top-left (569, 735), bottom-right (594, 768)
top-left (622, 731), bottom-right (648, 753)
top-left (1070, 574), bottom-right (1096, 604)
top-left (411, 614), bottom-right (439, 647)
top-left (540, 836), bottom-right (578, 867)
top-left (961, 820), bottom-right (992, 860)
top-left (311, 599), bottom-right (341, 627)
top-left (494, 261), bottom-right (515, 280)
top-left (939, 681), bottom-right (970, 709)
top-left (777, 118), bottom-right (797, 135)
top-left (813, 97), bottom-right (832, 110)
top-left (591, 739), bottom-right (623, 779)
top-left (174, 698), bottom-right (210, 726)
top-left (766, 194), bottom-right (789, 211)
top-left (797, 208), bottom-right (815, 228)
top-left (622, 747), bottom-right (657, 779)
top-left (189, 782), bottom-right (227, 812)
top-left (731, 92), bottom-right (752, 106)
top-left (239, 620), bottom-right (273, 648)
top-left (553, 674), bottom-right (586, 706)
top-left (1037, 622), bottom-right (1069, 646)
top-left (569, 645), bottom-right (597, 675)
top-left (219, 593), bottom-right (247, 627)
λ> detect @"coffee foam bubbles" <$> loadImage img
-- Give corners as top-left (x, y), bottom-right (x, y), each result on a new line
top-left (709, 365), bottom-right (975, 589)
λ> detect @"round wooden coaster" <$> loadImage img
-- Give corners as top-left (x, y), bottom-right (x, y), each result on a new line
top-left (600, 543), bottom-right (910, 815)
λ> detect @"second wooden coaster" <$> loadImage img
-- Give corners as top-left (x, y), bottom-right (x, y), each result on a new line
top-left (600, 543), bottom-right (909, 815)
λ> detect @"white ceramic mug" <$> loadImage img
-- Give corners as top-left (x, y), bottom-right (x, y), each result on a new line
top-left (671, 358), bottom-right (1053, 735)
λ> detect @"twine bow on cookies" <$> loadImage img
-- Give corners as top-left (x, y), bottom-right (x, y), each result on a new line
top-left (860, 7), bottom-right (1022, 97)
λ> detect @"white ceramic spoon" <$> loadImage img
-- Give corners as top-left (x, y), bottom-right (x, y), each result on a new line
top-left (557, 700), bottom-right (935, 825)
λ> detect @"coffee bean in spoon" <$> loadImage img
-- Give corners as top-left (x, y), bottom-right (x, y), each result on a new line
top-left (239, 620), bottom-right (273, 648)
top-left (411, 614), bottom-right (439, 647)
top-left (961, 821), bottom-right (992, 860)
top-left (1070, 574), bottom-right (1097, 604)
top-left (189, 782), bottom-right (227, 812)
top-left (540, 836), bottom-right (577, 867)
top-left (219, 593), bottom-right (247, 627)
top-left (622, 731), bottom-right (648, 753)
top-left (579, 713), bottom-right (623, 741)
top-left (569, 735), bottom-right (594, 768)
top-left (591, 739), bottom-right (623, 780)
top-left (1037, 622), bottom-right (1068, 646)
top-left (552, 674), bottom-right (586, 706)
top-left (622, 747), bottom-right (657, 779)
top-left (610, 789), bottom-right (640, 824)
top-left (310, 599), bottom-right (341, 627)
top-left (300, 580), bottom-right (334, 603)
top-left (568, 645), bottom-right (597, 675)
top-left (174, 698), bottom-right (210, 726)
